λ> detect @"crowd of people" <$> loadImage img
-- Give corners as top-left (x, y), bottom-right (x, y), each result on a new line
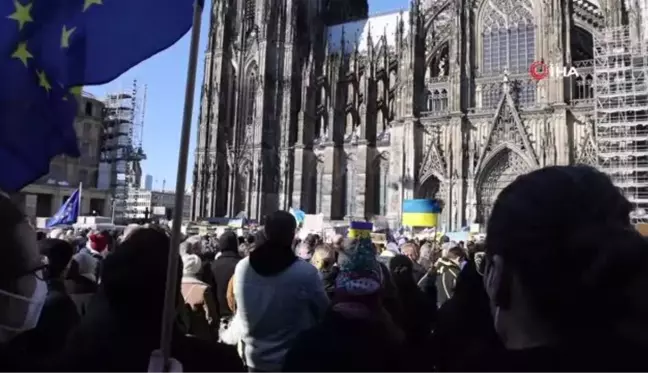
top-left (1, 165), bottom-right (648, 371)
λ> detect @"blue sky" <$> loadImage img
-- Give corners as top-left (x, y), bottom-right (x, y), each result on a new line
top-left (86, 0), bottom-right (407, 192)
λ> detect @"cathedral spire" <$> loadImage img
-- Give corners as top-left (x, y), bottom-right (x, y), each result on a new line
top-left (324, 30), bottom-right (330, 56)
top-left (410, 0), bottom-right (417, 25)
top-left (396, 10), bottom-right (405, 49)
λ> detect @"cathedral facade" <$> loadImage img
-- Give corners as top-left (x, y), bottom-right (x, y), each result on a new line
top-left (191, 0), bottom-right (638, 229)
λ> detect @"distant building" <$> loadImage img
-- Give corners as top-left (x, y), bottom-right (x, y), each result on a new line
top-left (14, 94), bottom-right (112, 220)
top-left (144, 174), bottom-right (153, 191)
top-left (124, 188), bottom-right (191, 221)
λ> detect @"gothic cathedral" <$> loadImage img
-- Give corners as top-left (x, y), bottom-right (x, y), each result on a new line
top-left (191, 0), bottom-right (637, 229)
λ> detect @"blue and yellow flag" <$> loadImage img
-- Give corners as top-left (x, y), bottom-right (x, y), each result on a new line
top-left (402, 199), bottom-right (442, 227)
top-left (348, 221), bottom-right (373, 239)
top-left (1, 0), bottom-right (199, 88)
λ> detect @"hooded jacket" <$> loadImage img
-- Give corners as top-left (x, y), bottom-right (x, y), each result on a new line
top-left (435, 257), bottom-right (461, 308)
top-left (210, 232), bottom-right (241, 319)
top-left (232, 240), bottom-right (329, 371)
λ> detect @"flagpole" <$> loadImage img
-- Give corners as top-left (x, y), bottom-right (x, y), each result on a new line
top-left (78, 182), bottom-right (83, 218)
top-left (159, 0), bottom-right (203, 369)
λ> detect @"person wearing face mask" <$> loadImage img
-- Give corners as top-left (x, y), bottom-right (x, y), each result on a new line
top-left (13, 238), bottom-right (80, 360)
top-left (0, 195), bottom-right (50, 371)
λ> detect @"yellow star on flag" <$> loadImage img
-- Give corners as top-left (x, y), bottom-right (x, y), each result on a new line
top-left (61, 25), bottom-right (77, 48)
top-left (69, 86), bottom-right (83, 99)
top-left (11, 42), bottom-right (33, 67)
top-left (6, 0), bottom-right (33, 30)
top-left (36, 70), bottom-right (52, 93)
top-left (83, 0), bottom-right (103, 12)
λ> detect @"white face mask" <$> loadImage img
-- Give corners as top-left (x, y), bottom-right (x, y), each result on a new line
top-left (0, 271), bottom-right (48, 336)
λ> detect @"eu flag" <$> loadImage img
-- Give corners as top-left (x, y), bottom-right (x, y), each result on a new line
top-left (0, 30), bottom-right (79, 191)
top-left (0, 0), bottom-right (199, 191)
top-left (47, 187), bottom-right (81, 227)
top-left (1, 0), bottom-right (200, 88)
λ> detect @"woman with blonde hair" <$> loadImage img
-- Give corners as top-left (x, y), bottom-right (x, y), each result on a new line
top-left (311, 244), bottom-right (338, 300)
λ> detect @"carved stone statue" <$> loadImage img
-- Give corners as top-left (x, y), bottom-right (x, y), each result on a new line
top-left (319, 116), bottom-right (328, 141)
top-left (502, 67), bottom-right (511, 93)
top-left (351, 125), bottom-right (360, 142)
top-left (438, 57), bottom-right (447, 76)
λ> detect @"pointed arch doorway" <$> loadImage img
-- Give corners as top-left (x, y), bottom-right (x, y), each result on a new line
top-left (417, 173), bottom-right (441, 200)
top-left (476, 148), bottom-right (530, 223)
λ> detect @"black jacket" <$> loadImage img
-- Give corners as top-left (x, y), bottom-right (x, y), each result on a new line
top-left (0, 280), bottom-right (78, 371)
top-left (26, 280), bottom-right (79, 358)
top-left (412, 262), bottom-right (427, 284)
top-left (51, 288), bottom-right (244, 372)
top-left (210, 251), bottom-right (241, 319)
top-left (435, 258), bottom-right (461, 308)
top-left (283, 310), bottom-right (410, 372)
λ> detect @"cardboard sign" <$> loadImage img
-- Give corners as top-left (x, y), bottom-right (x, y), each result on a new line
top-left (370, 233), bottom-right (387, 244)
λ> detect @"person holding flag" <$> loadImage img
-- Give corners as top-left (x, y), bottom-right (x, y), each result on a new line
top-left (46, 186), bottom-right (81, 228)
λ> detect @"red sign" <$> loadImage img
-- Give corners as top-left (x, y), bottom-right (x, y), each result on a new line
top-left (529, 61), bottom-right (549, 81)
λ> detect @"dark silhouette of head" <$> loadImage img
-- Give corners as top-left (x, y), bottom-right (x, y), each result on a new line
top-left (39, 239), bottom-right (74, 280)
top-left (485, 165), bottom-right (648, 348)
top-left (219, 230), bottom-right (239, 253)
top-left (263, 211), bottom-right (297, 248)
top-left (389, 254), bottom-right (415, 288)
top-left (102, 227), bottom-right (181, 327)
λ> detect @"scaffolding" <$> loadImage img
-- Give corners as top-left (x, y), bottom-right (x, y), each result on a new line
top-left (594, 25), bottom-right (648, 222)
top-left (100, 79), bottom-right (147, 222)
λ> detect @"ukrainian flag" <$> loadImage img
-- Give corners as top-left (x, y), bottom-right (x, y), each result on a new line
top-left (402, 199), bottom-right (441, 227)
top-left (348, 221), bottom-right (373, 239)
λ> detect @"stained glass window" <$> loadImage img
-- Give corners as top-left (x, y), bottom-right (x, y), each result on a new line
top-left (482, 24), bottom-right (535, 76)
top-left (245, 70), bottom-right (257, 128)
top-left (480, 0), bottom-right (536, 108)
top-left (427, 90), bottom-right (449, 112)
top-left (245, 0), bottom-right (256, 30)
top-left (482, 84), bottom-right (502, 109)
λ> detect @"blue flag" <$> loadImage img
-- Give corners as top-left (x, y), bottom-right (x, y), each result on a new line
top-left (1, 0), bottom-right (199, 88)
top-left (0, 0), bottom-right (198, 191)
top-left (47, 187), bottom-right (80, 227)
top-left (0, 51), bottom-right (79, 191)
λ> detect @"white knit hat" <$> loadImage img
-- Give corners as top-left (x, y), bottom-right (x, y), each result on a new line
top-left (182, 254), bottom-right (202, 276)
top-left (48, 228), bottom-right (64, 239)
